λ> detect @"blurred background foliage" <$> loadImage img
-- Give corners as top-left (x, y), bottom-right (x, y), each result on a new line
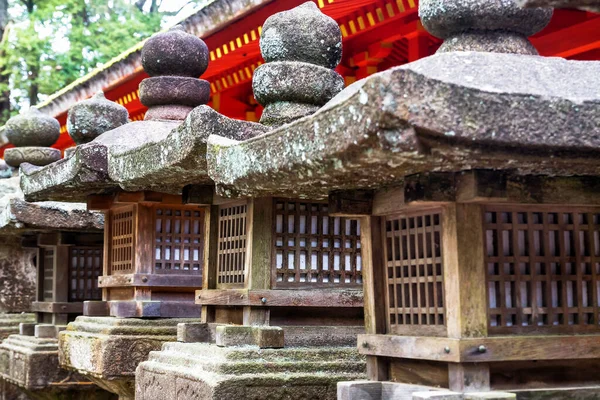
top-left (0, 0), bottom-right (197, 124)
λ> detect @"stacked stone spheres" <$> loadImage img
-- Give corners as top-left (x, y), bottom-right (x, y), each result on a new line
top-left (67, 92), bottom-right (129, 145)
top-left (419, 0), bottom-right (553, 54)
top-left (140, 25), bottom-right (211, 121)
top-left (253, 2), bottom-right (344, 126)
top-left (3, 109), bottom-right (61, 167)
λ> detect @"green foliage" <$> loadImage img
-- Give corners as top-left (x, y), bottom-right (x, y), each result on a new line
top-left (0, 0), bottom-right (172, 122)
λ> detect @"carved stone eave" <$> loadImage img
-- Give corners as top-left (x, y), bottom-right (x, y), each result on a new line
top-left (21, 107), bottom-right (268, 203)
top-left (207, 51), bottom-right (600, 199)
top-left (108, 106), bottom-right (268, 193)
top-left (20, 142), bottom-right (112, 203)
top-left (0, 198), bottom-right (104, 235)
top-left (0, 176), bottom-right (104, 235)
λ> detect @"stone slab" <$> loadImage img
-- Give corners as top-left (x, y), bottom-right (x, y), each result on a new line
top-left (0, 315), bottom-right (35, 341)
top-left (136, 342), bottom-right (365, 400)
top-left (59, 316), bottom-right (198, 399)
top-left (0, 334), bottom-right (91, 392)
top-left (215, 325), bottom-right (284, 348)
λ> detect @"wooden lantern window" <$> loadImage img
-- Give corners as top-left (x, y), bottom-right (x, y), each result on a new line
top-left (272, 199), bottom-right (362, 289)
top-left (484, 205), bottom-right (600, 334)
top-left (107, 204), bottom-right (205, 276)
top-left (154, 207), bottom-right (204, 274)
top-left (69, 247), bottom-right (103, 302)
top-left (110, 205), bottom-right (135, 275)
top-left (383, 209), bottom-right (445, 336)
top-left (217, 202), bottom-right (248, 287)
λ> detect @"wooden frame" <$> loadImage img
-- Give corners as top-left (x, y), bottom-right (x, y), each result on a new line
top-left (93, 193), bottom-right (206, 317)
top-left (34, 232), bottom-right (104, 325)
top-left (198, 197), bottom-right (365, 328)
top-left (483, 204), bottom-right (600, 335)
top-left (383, 208), bottom-right (446, 337)
top-left (272, 198), bottom-right (362, 289)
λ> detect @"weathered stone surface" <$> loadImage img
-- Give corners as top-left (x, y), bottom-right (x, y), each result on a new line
top-left (141, 25), bottom-right (209, 78)
top-left (0, 237), bottom-right (35, 314)
top-left (208, 52), bottom-right (600, 199)
top-left (60, 316), bottom-right (197, 399)
top-left (144, 104), bottom-right (195, 121)
top-left (0, 334), bottom-right (91, 391)
top-left (107, 106), bottom-right (267, 193)
top-left (0, 199), bottom-right (104, 234)
top-left (419, 0), bottom-right (553, 54)
top-left (253, 62), bottom-right (345, 106)
top-left (215, 325), bottom-right (284, 348)
top-left (518, 0), bottom-right (600, 11)
top-left (67, 92), bottom-right (129, 145)
top-left (5, 108), bottom-right (60, 147)
top-left (0, 314), bottom-right (35, 340)
top-left (177, 322), bottom-right (211, 343)
top-left (260, 2), bottom-right (342, 69)
top-left (139, 76), bottom-right (210, 107)
top-left (19, 323), bottom-right (36, 337)
top-left (254, 2), bottom-right (344, 126)
top-left (19, 120), bottom-right (178, 202)
top-left (21, 105), bottom-right (267, 202)
top-left (35, 325), bottom-right (58, 339)
top-left (4, 147), bottom-right (61, 168)
top-left (439, 31), bottom-right (538, 54)
top-left (136, 343), bottom-right (365, 400)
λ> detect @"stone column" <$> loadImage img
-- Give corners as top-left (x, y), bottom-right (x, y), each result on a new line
top-left (419, 0), bottom-right (553, 54)
top-left (3, 108), bottom-right (61, 168)
top-left (253, 2), bottom-right (345, 126)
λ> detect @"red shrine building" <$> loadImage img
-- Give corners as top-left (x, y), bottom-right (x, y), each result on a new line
top-left (1, 0), bottom-right (599, 157)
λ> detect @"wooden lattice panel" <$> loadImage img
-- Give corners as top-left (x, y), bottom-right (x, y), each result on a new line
top-left (42, 248), bottom-right (54, 301)
top-left (217, 203), bottom-right (248, 286)
top-left (69, 247), bottom-right (103, 301)
top-left (110, 205), bottom-right (135, 274)
top-left (273, 200), bottom-right (362, 288)
top-left (384, 210), bottom-right (445, 335)
top-left (484, 206), bottom-right (600, 334)
top-left (154, 206), bottom-right (204, 274)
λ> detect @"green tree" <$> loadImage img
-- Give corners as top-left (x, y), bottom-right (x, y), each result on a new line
top-left (0, 0), bottom-right (180, 124)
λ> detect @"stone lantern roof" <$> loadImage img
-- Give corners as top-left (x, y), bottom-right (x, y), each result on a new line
top-left (0, 109), bottom-right (104, 234)
top-left (20, 26), bottom-right (267, 203)
top-left (19, 2), bottom-right (600, 206)
top-left (207, 51), bottom-right (600, 199)
top-left (0, 174), bottom-right (103, 236)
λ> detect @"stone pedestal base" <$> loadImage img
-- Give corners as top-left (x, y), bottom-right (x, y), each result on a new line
top-left (0, 334), bottom-right (112, 400)
top-left (59, 316), bottom-right (198, 400)
top-left (136, 343), bottom-right (366, 400)
top-left (0, 314), bottom-right (35, 340)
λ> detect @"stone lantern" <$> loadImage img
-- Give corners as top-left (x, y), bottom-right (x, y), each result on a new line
top-left (0, 111), bottom-right (111, 399)
top-left (18, 23), bottom-right (267, 400)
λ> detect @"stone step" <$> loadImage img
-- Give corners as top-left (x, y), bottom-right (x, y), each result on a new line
top-left (0, 334), bottom-right (58, 352)
top-left (146, 351), bottom-right (366, 375)
top-left (158, 342), bottom-right (363, 363)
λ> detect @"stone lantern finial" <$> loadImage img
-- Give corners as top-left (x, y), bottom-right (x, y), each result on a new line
top-left (139, 25), bottom-right (210, 121)
top-left (3, 108), bottom-right (61, 168)
top-left (419, 0), bottom-right (553, 55)
top-left (253, 2), bottom-right (345, 126)
top-left (67, 92), bottom-right (128, 145)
